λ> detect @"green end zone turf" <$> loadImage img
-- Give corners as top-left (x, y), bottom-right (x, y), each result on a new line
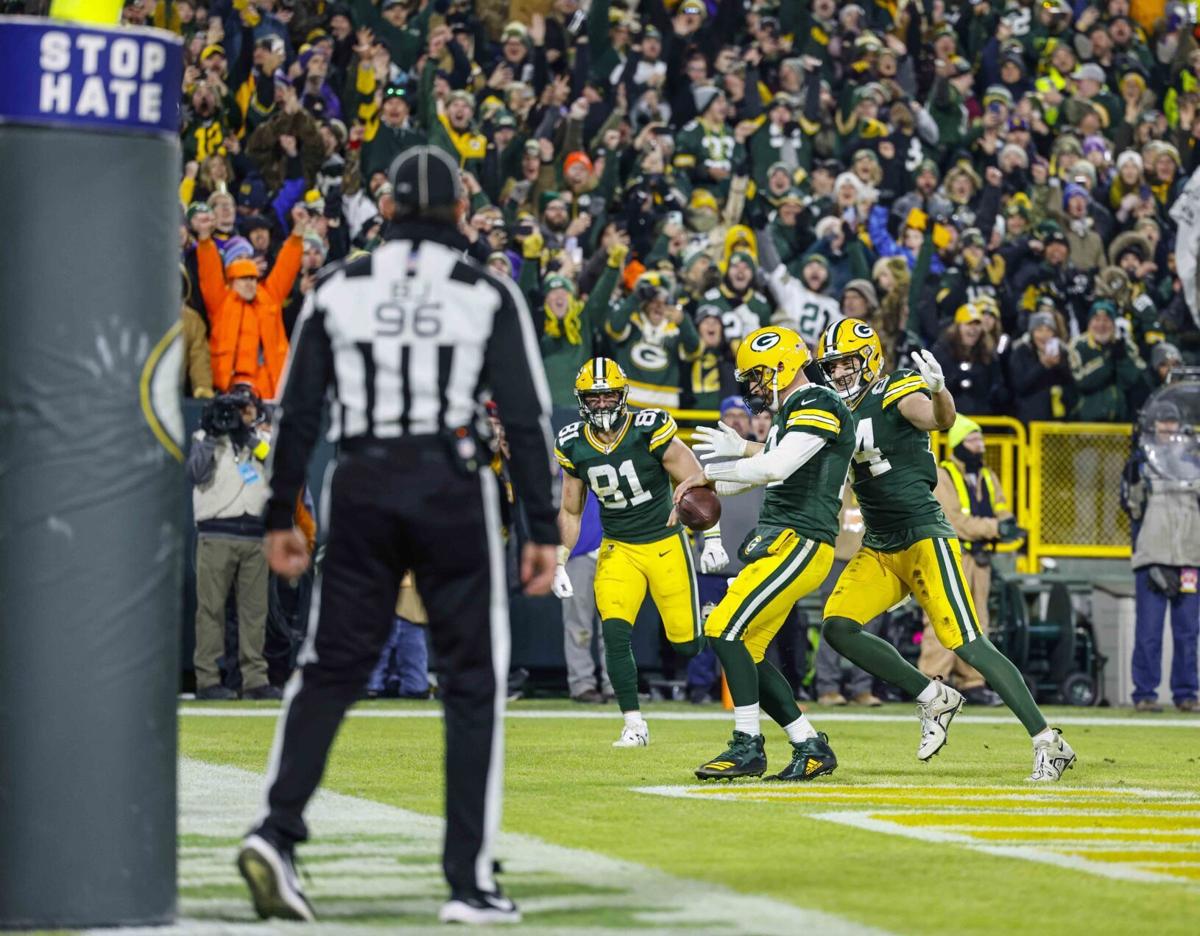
top-left (179, 703), bottom-right (1200, 935)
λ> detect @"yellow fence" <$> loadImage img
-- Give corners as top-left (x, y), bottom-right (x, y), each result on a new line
top-left (668, 404), bottom-right (1134, 570)
top-left (1026, 423), bottom-right (1132, 569)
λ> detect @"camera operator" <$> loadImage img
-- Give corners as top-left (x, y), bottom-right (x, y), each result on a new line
top-left (187, 385), bottom-right (282, 701)
top-left (1123, 399), bottom-right (1200, 713)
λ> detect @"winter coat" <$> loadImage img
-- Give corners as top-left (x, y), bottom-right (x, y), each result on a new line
top-left (196, 234), bottom-right (303, 399)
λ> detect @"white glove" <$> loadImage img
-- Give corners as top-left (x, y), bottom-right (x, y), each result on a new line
top-left (691, 423), bottom-right (749, 461)
top-left (700, 537), bottom-right (730, 573)
top-left (552, 564), bottom-right (574, 599)
top-left (911, 349), bottom-right (945, 394)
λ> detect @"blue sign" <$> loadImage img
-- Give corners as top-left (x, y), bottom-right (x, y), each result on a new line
top-left (0, 16), bottom-right (182, 137)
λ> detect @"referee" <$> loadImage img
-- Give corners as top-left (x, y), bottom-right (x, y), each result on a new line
top-left (237, 147), bottom-right (558, 926)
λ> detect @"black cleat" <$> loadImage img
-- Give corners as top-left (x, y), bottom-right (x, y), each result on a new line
top-left (237, 833), bottom-right (315, 922)
top-left (766, 732), bottom-right (838, 781)
top-left (695, 731), bottom-right (767, 780)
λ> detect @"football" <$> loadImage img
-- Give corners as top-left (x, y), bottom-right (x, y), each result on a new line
top-left (677, 486), bottom-right (721, 531)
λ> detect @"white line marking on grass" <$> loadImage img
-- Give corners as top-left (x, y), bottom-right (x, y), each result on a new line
top-left (105, 758), bottom-right (889, 936)
top-left (810, 811), bottom-right (1189, 886)
top-left (178, 706), bottom-right (1200, 728)
top-left (633, 783), bottom-right (1200, 801)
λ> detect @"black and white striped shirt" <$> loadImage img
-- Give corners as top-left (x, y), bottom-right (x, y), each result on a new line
top-left (264, 221), bottom-right (557, 542)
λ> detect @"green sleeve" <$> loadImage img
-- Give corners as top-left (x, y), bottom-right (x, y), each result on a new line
top-left (677, 310), bottom-right (700, 355)
top-left (779, 394), bottom-right (844, 442)
top-left (588, 0), bottom-right (613, 59)
top-left (605, 295), bottom-right (636, 342)
top-left (582, 265), bottom-right (619, 325)
top-left (417, 57), bottom-right (437, 131)
top-left (1069, 343), bottom-right (1115, 393)
top-left (908, 233), bottom-right (933, 331)
top-left (518, 253), bottom-right (541, 310)
top-left (847, 233), bottom-right (872, 281)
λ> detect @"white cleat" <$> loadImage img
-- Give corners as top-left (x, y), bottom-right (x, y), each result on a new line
top-left (612, 722), bottom-right (649, 747)
top-left (916, 681), bottom-right (964, 761)
top-left (439, 889), bottom-right (522, 925)
top-left (1028, 729), bottom-right (1077, 782)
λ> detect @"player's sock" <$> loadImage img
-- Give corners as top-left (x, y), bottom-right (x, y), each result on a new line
top-left (955, 637), bottom-right (1048, 736)
top-left (708, 636), bottom-right (759, 706)
top-left (734, 704), bottom-right (761, 737)
top-left (782, 714), bottom-right (818, 743)
top-left (915, 681), bottom-right (940, 704)
top-left (756, 660), bottom-right (804, 728)
top-left (624, 710), bottom-right (647, 729)
top-left (670, 636), bottom-right (706, 658)
top-left (602, 619), bottom-right (640, 713)
top-left (1032, 727), bottom-right (1055, 746)
top-left (822, 616), bottom-right (929, 697)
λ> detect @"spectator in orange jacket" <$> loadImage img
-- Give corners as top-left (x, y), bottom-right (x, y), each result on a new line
top-left (194, 207), bottom-right (304, 399)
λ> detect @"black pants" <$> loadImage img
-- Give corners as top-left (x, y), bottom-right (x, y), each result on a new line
top-left (258, 442), bottom-right (510, 896)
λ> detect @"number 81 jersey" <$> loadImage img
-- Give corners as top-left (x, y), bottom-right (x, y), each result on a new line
top-left (849, 369), bottom-right (954, 550)
top-left (555, 410), bottom-right (682, 544)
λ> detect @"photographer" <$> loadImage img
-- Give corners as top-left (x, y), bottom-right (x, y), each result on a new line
top-left (1123, 400), bottom-right (1200, 713)
top-left (187, 386), bottom-right (281, 701)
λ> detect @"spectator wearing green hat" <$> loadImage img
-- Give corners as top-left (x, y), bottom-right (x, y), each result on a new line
top-left (1068, 300), bottom-right (1149, 421)
top-left (604, 270), bottom-right (700, 409)
top-left (692, 251), bottom-right (772, 351)
top-left (526, 243), bottom-right (625, 422)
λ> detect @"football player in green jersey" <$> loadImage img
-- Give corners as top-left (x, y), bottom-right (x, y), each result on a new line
top-left (673, 326), bottom-right (854, 781)
top-left (553, 358), bottom-right (728, 747)
top-left (816, 320), bottom-right (1076, 782)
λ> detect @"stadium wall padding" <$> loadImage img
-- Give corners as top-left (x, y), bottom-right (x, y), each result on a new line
top-left (0, 126), bottom-right (182, 928)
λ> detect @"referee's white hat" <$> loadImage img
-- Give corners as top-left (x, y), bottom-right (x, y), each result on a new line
top-left (388, 146), bottom-right (463, 211)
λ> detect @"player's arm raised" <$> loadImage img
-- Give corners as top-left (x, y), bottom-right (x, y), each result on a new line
top-left (898, 349), bottom-right (956, 431)
top-left (553, 473), bottom-right (586, 599)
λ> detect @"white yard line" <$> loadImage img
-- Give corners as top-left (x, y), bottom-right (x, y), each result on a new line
top-left (97, 758), bottom-right (890, 936)
top-left (178, 706), bottom-right (1200, 728)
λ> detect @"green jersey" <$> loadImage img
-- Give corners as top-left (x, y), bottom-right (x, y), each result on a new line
top-left (555, 409), bottom-right (681, 544)
top-left (847, 369), bottom-right (954, 551)
top-left (757, 385), bottom-right (855, 546)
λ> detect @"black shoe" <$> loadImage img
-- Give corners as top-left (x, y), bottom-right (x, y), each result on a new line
top-left (571, 688), bottom-right (605, 703)
top-left (243, 684), bottom-right (284, 701)
top-left (766, 732), bottom-right (838, 781)
top-left (438, 887), bottom-right (521, 924)
top-left (237, 833), bottom-right (315, 921)
top-left (963, 686), bottom-right (1003, 707)
top-left (694, 731), bottom-right (767, 780)
top-left (196, 685), bottom-right (237, 701)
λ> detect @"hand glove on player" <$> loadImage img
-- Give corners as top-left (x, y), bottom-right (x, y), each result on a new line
top-left (552, 564), bottom-right (574, 599)
top-left (911, 348), bottom-right (946, 394)
top-left (692, 423), bottom-right (749, 461)
top-left (700, 536), bottom-right (729, 573)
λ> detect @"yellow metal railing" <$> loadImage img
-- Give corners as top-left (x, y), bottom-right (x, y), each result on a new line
top-left (1026, 422), bottom-right (1132, 569)
top-left (667, 404), bottom-right (1133, 569)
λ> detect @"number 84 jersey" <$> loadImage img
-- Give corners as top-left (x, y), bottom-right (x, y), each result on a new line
top-left (555, 410), bottom-right (682, 544)
top-left (850, 369), bottom-right (954, 551)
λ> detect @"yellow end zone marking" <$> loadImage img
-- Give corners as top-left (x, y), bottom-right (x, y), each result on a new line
top-left (633, 784), bottom-right (1200, 887)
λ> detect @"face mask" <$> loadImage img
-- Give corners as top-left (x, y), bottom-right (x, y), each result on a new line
top-left (954, 442), bottom-right (983, 473)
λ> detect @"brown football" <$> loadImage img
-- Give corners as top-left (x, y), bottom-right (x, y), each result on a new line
top-left (677, 486), bottom-right (721, 532)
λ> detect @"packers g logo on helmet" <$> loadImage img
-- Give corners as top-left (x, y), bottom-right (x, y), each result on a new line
top-left (734, 326), bottom-right (811, 413)
top-left (574, 357), bottom-right (629, 431)
top-left (816, 319), bottom-right (884, 405)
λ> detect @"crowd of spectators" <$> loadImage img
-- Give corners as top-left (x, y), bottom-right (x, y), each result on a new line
top-left (36, 0), bottom-right (1200, 417)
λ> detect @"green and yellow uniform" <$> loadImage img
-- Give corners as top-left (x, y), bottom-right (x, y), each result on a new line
top-left (555, 410), bottom-right (700, 644)
top-left (705, 384), bottom-right (854, 661)
top-left (824, 368), bottom-right (982, 651)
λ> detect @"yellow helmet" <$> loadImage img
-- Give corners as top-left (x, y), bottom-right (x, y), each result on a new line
top-left (734, 326), bottom-right (811, 413)
top-left (816, 319), bottom-right (884, 405)
top-left (574, 357), bottom-right (629, 431)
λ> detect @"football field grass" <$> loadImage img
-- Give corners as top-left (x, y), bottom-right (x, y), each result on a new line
top-left (176, 701), bottom-right (1200, 935)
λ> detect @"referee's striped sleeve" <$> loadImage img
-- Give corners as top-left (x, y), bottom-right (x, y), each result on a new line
top-left (484, 272), bottom-right (560, 544)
